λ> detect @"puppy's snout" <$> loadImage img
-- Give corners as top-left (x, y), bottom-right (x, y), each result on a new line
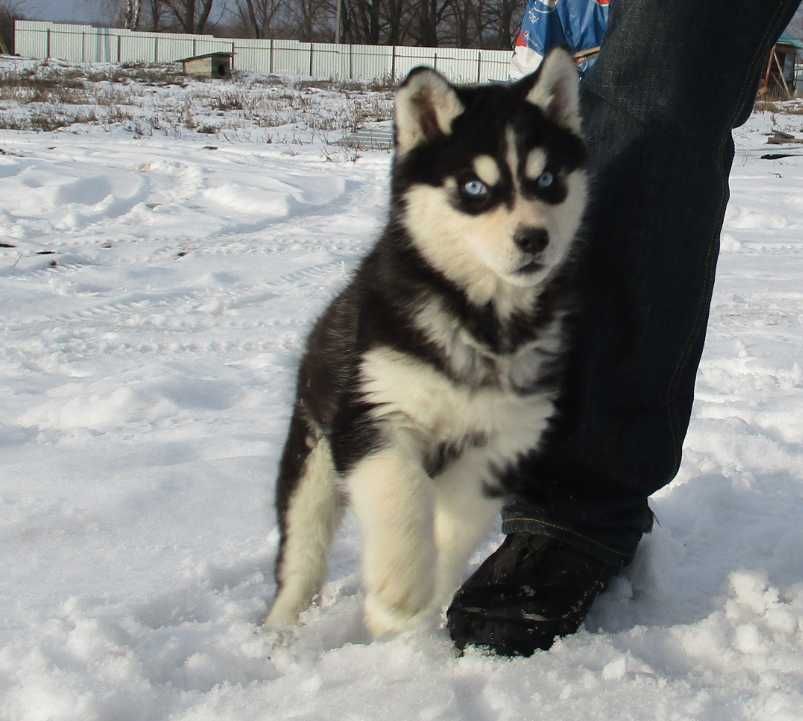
top-left (514, 228), bottom-right (549, 255)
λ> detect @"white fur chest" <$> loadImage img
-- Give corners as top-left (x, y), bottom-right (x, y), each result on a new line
top-left (360, 343), bottom-right (559, 470)
top-left (412, 296), bottom-right (565, 393)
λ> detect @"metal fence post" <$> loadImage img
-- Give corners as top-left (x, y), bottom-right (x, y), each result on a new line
top-left (348, 42), bottom-right (353, 80)
top-left (81, 31), bottom-right (86, 63)
top-left (391, 45), bottom-right (396, 83)
top-left (269, 38), bottom-right (274, 73)
top-left (477, 50), bottom-right (481, 82)
top-left (434, 51), bottom-right (437, 71)
top-left (231, 40), bottom-right (235, 70)
top-left (309, 43), bottom-right (314, 77)
top-left (117, 34), bottom-right (121, 63)
top-left (46, 27), bottom-right (51, 59)
top-left (154, 35), bottom-right (158, 63)
top-left (192, 38), bottom-right (197, 56)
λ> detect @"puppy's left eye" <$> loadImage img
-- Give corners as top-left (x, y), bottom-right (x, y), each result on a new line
top-left (462, 179), bottom-right (489, 198)
top-left (536, 172), bottom-right (554, 189)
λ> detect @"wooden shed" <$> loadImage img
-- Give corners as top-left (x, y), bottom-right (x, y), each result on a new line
top-left (181, 52), bottom-right (233, 80)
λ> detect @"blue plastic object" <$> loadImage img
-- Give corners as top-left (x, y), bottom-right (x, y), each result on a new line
top-left (511, 0), bottom-right (614, 78)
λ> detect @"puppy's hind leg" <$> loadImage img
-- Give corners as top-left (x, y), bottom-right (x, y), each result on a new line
top-left (266, 408), bottom-right (342, 627)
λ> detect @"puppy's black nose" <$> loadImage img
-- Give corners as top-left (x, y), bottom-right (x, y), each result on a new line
top-left (514, 228), bottom-right (549, 254)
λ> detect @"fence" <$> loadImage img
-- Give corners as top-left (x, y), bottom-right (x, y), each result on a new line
top-left (12, 20), bottom-right (514, 85)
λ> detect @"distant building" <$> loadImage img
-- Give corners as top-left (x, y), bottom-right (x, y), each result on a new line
top-left (763, 34), bottom-right (803, 99)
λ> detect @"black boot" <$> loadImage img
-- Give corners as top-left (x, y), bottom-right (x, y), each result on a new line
top-left (446, 533), bottom-right (633, 657)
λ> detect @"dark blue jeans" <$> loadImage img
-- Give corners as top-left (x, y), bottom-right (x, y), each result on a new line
top-left (502, 0), bottom-right (803, 564)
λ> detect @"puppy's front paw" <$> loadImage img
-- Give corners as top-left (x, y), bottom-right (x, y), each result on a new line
top-left (363, 591), bottom-right (436, 638)
top-left (263, 600), bottom-right (301, 630)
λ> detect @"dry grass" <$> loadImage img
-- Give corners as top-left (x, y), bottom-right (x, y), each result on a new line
top-left (0, 66), bottom-right (140, 132)
top-left (85, 63), bottom-right (187, 87)
top-left (0, 67), bottom-right (147, 107)
top-left (297, 76), bottom-right (397, 92)
top-left (232, 73), bottom-right (286, 87)
top-left (0, 74), bottom-right (89, 104)
top-left (0, 108), bottom-right (99, 131)
top-left (0, 59), bottom-right (394, 143)
top-left (93, 85), bottom-right (142, 106)
top-left (334, 76), bottom-right (398, 93)
top-left (754, 99), bottom-right (803, 115)
top-left (210, 91), bottom-right (245, 111)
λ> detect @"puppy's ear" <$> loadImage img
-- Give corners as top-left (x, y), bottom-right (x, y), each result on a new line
top-left (394, 67), bottom-right (464, 155)
top-left (523, 48), bottom-right (581, 133)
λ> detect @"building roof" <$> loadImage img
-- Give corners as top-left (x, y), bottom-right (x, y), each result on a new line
top-left (777, 34), bottom-right (803, 51)
top-left (180, 52), bottom-right (233, 63)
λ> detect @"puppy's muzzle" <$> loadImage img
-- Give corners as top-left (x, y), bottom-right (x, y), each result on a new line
top-left (513, 228), bottom-right (549, 255)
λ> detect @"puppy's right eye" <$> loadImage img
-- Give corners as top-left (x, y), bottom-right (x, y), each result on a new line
top-left (536, 172), bottom-right (554, 189)
top-left (461, 178), bottom-right (488, 198)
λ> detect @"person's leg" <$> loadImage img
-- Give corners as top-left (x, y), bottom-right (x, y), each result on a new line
top-left (447, 0), bottom-right (802, 655)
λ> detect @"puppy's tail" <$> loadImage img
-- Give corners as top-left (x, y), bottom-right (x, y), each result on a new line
top-left (266, 408), bottom-right (342, 627)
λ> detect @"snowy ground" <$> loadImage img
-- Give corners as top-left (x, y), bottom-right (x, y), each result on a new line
top-left (1, 59), bottom-right (803, 721)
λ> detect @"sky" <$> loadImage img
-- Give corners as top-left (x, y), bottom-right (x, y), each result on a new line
top-left (23, 0), bottom-right (803, 37)
top-left (24, 0), bottom-right (107, 23)
top-left (22, 2), bottom-right (803, 38)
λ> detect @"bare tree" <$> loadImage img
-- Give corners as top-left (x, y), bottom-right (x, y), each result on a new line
top-left (0, 0), bottom-right (26, 54)
top-left (411, 0), bottom-right (452, 47)
top-left (336, 0), bottom-right (520, 49)
top-left (337, 0), bottom-right (411, 45)
top-left (383, 0), bottom-right (408, 44)
top-left (97, 0), bottom-right (161, 29)
top-left (341, 0), bottom-right (369, 43)
top-left (482, 0), bottom-right (519, 49)
top-left (235, 0), bottom-right (284, 38)
top-left (122, 0), bottom-right (142, 28)
top-left (291, 0), bottom-right (334, 41)
top-left (342, 0), bottom-right (380, 44)
top-left (162, 0), bottom-right (220, 34)
top-left (468, 0), bottom-right (496, 48)
top-left (86, 0), bottom-right (522, 49)
top-left (446, 0), bottom-right (478, 47)
top-left (144, 0), bottom-right (165, 30)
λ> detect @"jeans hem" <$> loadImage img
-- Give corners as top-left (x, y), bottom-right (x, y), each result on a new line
top-left (500, 515), bottom-right (646, 567)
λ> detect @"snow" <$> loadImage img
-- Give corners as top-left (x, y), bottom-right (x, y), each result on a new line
top-left (2, 59), bottom-right (803, 721)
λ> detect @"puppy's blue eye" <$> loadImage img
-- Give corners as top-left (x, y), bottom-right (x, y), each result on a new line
top-left (536, 172), bottom-right (554, 189)
top-left (462, 179), bottom-right (488, 197)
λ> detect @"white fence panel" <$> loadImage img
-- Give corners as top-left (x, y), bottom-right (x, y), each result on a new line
top-left (272, 40), bottom-right (311, 76)
top-left (87, 29), bottom-right (119, 63)
top-left (13, 19), bottom-right (43, 31)
top-left (481, 50), bottom-right (514, 81)
top-left (235, 39), bottom-right (273, 74)
top-left (51, 24), bottom-right (87, 63)
top-left (119, 33), bottom-right (156, 63)
top-left (431, 46), bottom-right (482, 83)
top-left (156, 36), bottom-right (194, 62)
top-left (13, 20), bottom-right (48, 58)
top-left (12, 20), bottom-right (516, 84)
top-left (194, 38), bottom-right (234, 58)
top-left (393, 45), bottom-right (436, 81)
top-left (311, 43), bottom-right (347, 81)
top-left (351, 44), bottom-right (394, 83)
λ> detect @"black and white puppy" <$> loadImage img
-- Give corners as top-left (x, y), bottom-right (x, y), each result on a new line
top-left (266, 49), bottom-right (588, 638)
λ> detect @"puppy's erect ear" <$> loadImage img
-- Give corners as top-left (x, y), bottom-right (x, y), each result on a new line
top-left (394, 67), bottom-right (464, 155)
top-left (524, 48), bottom-right (581, 133)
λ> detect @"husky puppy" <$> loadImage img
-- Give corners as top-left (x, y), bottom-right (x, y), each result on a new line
top-left (266, 49), bottom-right (588, 638)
